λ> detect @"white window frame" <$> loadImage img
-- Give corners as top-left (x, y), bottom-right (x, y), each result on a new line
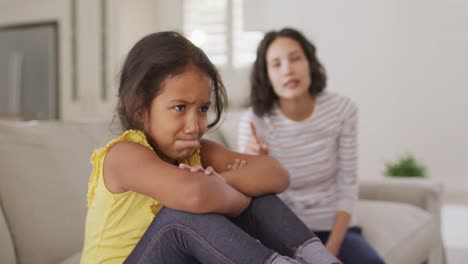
top-left (183, 0), bottom-right (263, 69)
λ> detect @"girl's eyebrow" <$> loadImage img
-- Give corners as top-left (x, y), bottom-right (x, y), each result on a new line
top-left (169, 99), bottom-right (191, 103)
top-left (169, 99), bottom-right (212, 105)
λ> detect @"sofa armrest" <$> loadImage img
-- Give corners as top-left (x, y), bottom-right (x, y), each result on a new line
top-left (359, 177), bottom-right (443, 227)
top-left (359, 177), bottom-right (446, 264)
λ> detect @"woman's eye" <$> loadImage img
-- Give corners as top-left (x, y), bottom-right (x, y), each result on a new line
top-left (173, 105), bottom-right (185, 111)
top-left (291, 55), bottom-right (301, 62)
top-left (199, 106), bottom-right (210, 113)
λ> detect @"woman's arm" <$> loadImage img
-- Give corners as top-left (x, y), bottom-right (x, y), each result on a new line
top-left (238, 110), bottom-right (269, 155)
top-left (335, 99), bottom-right (358, 216)
top-left (325, 211), bottom-right (351, 256)
top-left (200, 139), bottom-right (290, 196)
top-left (237, 110), bottom-right (269, 155)
top-left (104, 141), bottom-right (250, 217)
top-left (329, 99), bottom-right (359, 255)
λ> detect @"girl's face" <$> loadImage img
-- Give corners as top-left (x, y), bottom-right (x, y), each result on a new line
top-left (266, 37), bottom-right (311, 100)
top-left (142, 64), bottom-right (212, 164)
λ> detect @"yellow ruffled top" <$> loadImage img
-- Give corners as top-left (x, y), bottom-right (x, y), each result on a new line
top-left (81, 130), bottom-right (201, 264)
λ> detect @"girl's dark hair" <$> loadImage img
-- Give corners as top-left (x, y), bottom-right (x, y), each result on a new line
top-left (116, 31), bottom-right (227, 134)
top-left (250, 28), bottom-right (327, 117)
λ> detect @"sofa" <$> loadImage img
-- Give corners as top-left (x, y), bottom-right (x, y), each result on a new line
top-left (0, 109), bottom-right (446, 264)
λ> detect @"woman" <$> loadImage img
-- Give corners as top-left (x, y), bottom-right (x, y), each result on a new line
top-left (238, 28), bottom-right (384, 264)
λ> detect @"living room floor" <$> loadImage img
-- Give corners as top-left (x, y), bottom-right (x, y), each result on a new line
top-left (442, 204), bottom-right (468, 264)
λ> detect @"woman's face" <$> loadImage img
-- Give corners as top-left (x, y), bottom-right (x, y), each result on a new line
top-left (266, 37), bottom-right (311, 100)
top-left (142, 64), bottom-right (212, 164)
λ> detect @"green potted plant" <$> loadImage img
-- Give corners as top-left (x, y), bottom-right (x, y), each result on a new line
top-left (384, 154), bottom-right (427, 178)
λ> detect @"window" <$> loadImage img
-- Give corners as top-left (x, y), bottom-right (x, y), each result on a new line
top-left (184, 0), bottom-right (263, 68)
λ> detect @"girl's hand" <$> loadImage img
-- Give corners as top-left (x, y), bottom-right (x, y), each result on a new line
top-left (226, 158), bottom-right (247, 171)
top-left (245, 121), bottom-right (269, 155)
top-left (178, 163), bottom-right (250, 216)
top-left (178, 164), bottom-right (213, 175)
top-left (178, 164), bottom-right (226, 183)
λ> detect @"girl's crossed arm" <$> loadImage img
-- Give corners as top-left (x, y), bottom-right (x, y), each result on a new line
top-left (200, 139), bottom-right (290, 197)
top-left (103, 141), bottom-right (250, 217)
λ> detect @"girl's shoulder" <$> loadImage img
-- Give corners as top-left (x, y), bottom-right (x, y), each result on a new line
top-left (91, 130), bottom-right (153, 163)
top-left (87, 130), bottom-right (153, 207)
top-left (113, 130), bottom-right (153, 149)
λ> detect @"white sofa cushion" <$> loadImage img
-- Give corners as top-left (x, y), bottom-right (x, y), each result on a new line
top-left (0, 121), bottom-right (115, 264)
top-left (217, 109), bottom-right (245, 150)
top-left (59, 251), bottom-right (81, 264)
top-left (0, 203), bottom-right (16, 264)
top-left (357, 200), bottom-right (437, 264)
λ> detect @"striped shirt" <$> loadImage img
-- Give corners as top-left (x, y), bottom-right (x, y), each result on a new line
top-left (238, 92), bottom-right (358, 231)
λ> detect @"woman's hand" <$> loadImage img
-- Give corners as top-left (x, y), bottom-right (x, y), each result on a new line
top-left (325, 241), bottom-right (340, 257)
top-left (245, 122), bottom-right (269, 155)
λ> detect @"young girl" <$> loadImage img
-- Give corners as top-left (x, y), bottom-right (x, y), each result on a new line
top-left (80, 31), bottom-right (339, 264)
top-left (238, 28), bottom-right (385, 264)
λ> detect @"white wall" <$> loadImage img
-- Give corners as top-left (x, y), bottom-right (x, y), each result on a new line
top-left (244, 0), bottom-right (468, 195)
top-left (100, 0), bottom-right (160, 120)
top-left (0, 0), bottom-right (160, 121)
top-left (0, 0), bottom-right (75, 119)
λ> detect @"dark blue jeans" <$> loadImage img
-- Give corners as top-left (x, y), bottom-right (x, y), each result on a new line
top-left (314, 227), bottom-right (385, 264)
top-left (125, 194), bottom-right (321, 264)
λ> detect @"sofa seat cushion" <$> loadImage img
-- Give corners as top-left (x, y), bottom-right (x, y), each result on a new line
top-left (356, 200), bottom-right (437, 264)
top-left (0, 204), bottom-right (16, 264)
top-left (60, 251), bottom-right (81, 264)
top-left (0, 121), bottom-right (115, 264)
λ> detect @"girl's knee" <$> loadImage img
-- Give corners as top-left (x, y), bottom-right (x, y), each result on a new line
top-left (251, 194), bottom-right (280, 205)
top-left (250, 194), bottom-right (290, 214)
top-left (157, 207), bottom-right (214, 222)
top-left (155, 207), bottom-right (228, 230)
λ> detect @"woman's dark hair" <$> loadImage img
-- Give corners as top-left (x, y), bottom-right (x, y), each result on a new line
top-left (116, 31), bottom-right (227, 135)
top-left (250, 28), bottom-right (327, 117)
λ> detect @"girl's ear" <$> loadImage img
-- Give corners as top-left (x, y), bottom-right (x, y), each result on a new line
top-left (135, 108), bottom-right (150, 130)
top-left (134, 108), bottom-right (146, 124)
top-left (134, 110), bottom-right (143, 122)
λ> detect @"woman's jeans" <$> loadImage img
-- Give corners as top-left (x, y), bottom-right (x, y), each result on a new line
top-left (125, 194), bottom-right (325, 264)
top-left (314, 227), bottom-right (385, 264)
